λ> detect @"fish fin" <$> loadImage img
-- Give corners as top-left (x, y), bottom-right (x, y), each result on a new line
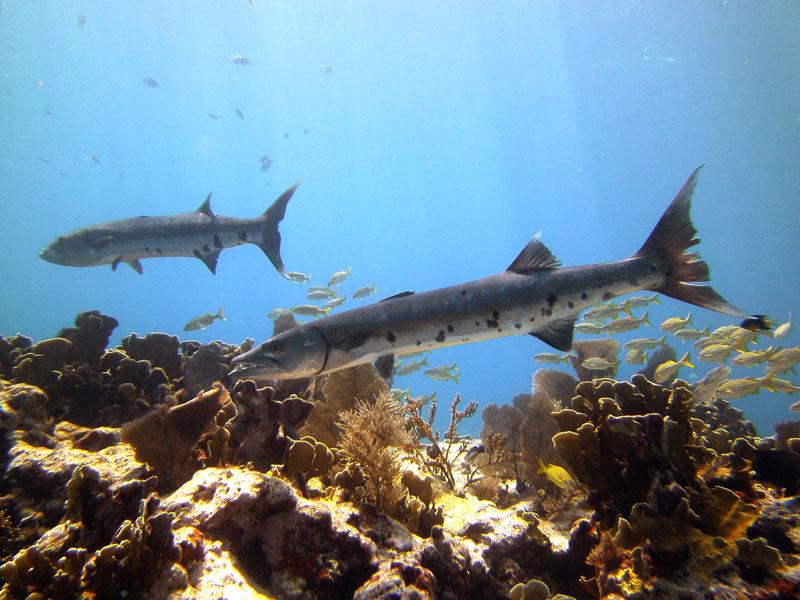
top-left (381, 291), bottom-right (415, 302)
top-left (198, 250), bottom-right (221, 274)
top-left (530, 317), bottom-right (576, 352)
top-left (88, 234), bottom-right (115, 251)
top-left (196, 192), bottom-right (214, 217)
top-left (111, 258), bottom-right (121, 271)
top-left (215, 307), bottom-right (225, 321)
top-left (332, 331), bottom-right (370, 352)
top-left (634, 167), bottom-right (744, 317)
top-left (374, 354), bottom-right (395, 380)
top-left (127, 259), bottom-right (143, 275)
top-left (507, 233), bottom-right (561, 273)
top-left (257, 180), bottom-right (300, 273)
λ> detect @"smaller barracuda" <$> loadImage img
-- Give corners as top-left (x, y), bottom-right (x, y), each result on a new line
top-left (41, 182), bottom-right (300, 275)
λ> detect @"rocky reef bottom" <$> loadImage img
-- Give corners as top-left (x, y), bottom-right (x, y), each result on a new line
top-left (1, 311), bottom-right (799, 599)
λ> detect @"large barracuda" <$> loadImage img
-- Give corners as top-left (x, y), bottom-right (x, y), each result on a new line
top-left (231, 168), bottom-right (744, 381)
top-left (40, 181), bottom-right (300, 275)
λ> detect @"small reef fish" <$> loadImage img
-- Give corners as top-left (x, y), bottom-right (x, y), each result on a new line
top-left (698, 343), bottom-right (734, 363)
top-left (40, 182), bottom-right (300, 276)
top-left (232, 54), bottom-right (250, 66)
top-left (208, 113), bottom-right (222, 120)
top-left (603, 311), bottom-right (649, 334)
top-left (91, 155), bottom-right (101, 164)
top-left (307, 289), bottom-right (338, 300)
top-left (537, 459), bottom-right (573, 489)
top-left (267, 308), bottom-right (292, 319)
top-left (308, 285), bottom-right (334, 293)
top-left (766, 347), bottom-right (800, 373)
top-left (773, 314), bottom-right (792, 340)
top-left (584, 302), bottom-right (626, 322)
top-left (709, 324), bottom-right (742, 339)
top-left (790, 399), bottom-right (800, 412)
top-left (327, 267), bottom-right (353, 287)
top-left (739, 314), bottom-right (772, 332)
top-left (323, 297), bottom-right (346, 311)
top-left (320, 64), bottom-right (334, 74)
top-left (291, 304), bottom-right (331, 318)
top-left (581, 357), bottom-right (618, 371)
top-left (624, 336), bottom-right (666, 351)
top-left (259, 155), bottom-right (273, 172)
top-left (425, 363), bottom-right (459, 384)
top-left (574, 321), bottom-right (604, 334)
top-left (731, 346), bottom-right (776, 367)
top-left (625, 348), bottom-right (647, 364)
top-left (729, 327), bottom-right (760, 350)
top-left (673, 326), bottom-right (709, 341)
top-left (235, 108), bottom-right (245, 119)
top-left (464, 444), bottom-right (486, 464)
top-left (390, 388), bottom-right (410, 403)
top-left (534, 352), bottom-right (572, 364)
top-left (654, 352), bottom-right (694, 383)
top-left (415, 392), bottom-right (437, 406)
top-left (184, 308), bottom-right (225, 331)
top-left (284, 271), bottom-right (312, 283)
top-left (142, 77), bottom-right (161, 89)
top-left (620, 293), bottom-right (659, 313)
top-left (716, 377), bottom-right (762, 399)
top-left (231, 169), bottom-right (745, 381)
top-left (395, 357), bottom-right (429, 376)
top-left (353, 284), bottom-right (378, 299)
top-left (402, 350), bottom-right (430, 360)
top-left (758, 372), bottom-right (800, 394)
top-left (661, 313), bottom-right (692, 332)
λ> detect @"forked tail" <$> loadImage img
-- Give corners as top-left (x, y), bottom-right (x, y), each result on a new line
top-left (634, 167), bottom-right (744, 317)
top-left (258, 180), bottom-right (302, 274)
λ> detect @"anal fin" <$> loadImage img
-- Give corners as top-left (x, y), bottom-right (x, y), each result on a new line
top-left (530, 317), bottom-right (576, 351)
top-left (127, 259), bottom-right (143, 275)
top-left (198, 250), bottom-right (222, 274)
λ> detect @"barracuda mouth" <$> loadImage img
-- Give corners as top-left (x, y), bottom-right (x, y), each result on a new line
top-left (228, 353), bottom-right (282, 381)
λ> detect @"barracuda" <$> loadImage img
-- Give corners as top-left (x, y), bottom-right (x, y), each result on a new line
top-left (40, 181), bottom-right (300, 275)
top-left (231, 168), bottom-right (745, 381)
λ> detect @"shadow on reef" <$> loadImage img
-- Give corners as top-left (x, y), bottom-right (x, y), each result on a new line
top-left (0, 313), bottom-right (798, 599)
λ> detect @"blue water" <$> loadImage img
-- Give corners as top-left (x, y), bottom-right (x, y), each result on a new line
top-left (1, 2), bottom-right (798, 435)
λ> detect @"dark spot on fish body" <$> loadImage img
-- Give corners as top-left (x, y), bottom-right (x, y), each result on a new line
top-left (475, 321), bottom-right (480, 327)
top-left (492, 310), bottom-right (500, 320)
top-left (202, 244), bottom-right (210, 253)
top-left (486, 318), bottom-right (498, 328)
top-left (416, 340), bottom-right (422, 346)
top-left (596, 284), bottom-right (603, 289)
top-left (497, 328), bottom-right (502, 332)
top-left (156, 248), bottom-right (163, 255)
top-left (602, 291), bottom-right (613, 300)
top-left (529, 316), bottom-right (536, 322)
top-left (213, 234), bottom-right (223, 249)
top-left (386, 332), bottom-right (397, 343)
top-left (193, 249), bottom-right (202, 258)
top-left (145, 246), bottom-right (151, 254)
top-left (630, 278), bottom-right (639, 286)
top-left (540, 308), bottom-right (547, 316)
top-left (547, 293), bottom-right (557, 307)
top-left (436, 330), bottom-right (446, 343)
top-left (581, 292), bottom-right (588, 300)
top-left (461, 290), bottom-right (467, 296)
top-left (514, 323), bottom-right (522, 329)
top-left (447, 324), bottom-right (454, 333)
top-left (238, 230), bottom-right (247, 241)
top-left (567, 301), bottom-right (574, 309)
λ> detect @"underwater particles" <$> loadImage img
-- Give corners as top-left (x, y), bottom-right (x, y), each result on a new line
top-left (259, 154), bottom-right (273, 172)
top-left (40, 181), bottom-right (300, 276)
top-left (76, 15), bottom-right (87, 27)
top-left (142, 77), bottom-right (161, 90)
top-left (184, 308), bottom-right (225, 331)
top-left (232, 54), bottom-right (250, 66)
top-left (231, 168), bottom-right (747, 382)
top-left (319, 64), bottom-right (334, 74)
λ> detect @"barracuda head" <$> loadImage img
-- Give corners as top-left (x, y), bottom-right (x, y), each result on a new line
top-left (229, 325), bottom-right (328, 381)
top-left (40, 227), bottom-right (117, 267)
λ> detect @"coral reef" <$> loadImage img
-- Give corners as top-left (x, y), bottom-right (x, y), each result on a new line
top-left (2, 312), bottom-right (799, 599)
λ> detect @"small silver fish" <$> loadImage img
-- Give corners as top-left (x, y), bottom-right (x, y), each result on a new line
top-left (574, 321), bottom-right (604, 334)
top-left (624, 336), bottom-right (666, 351)
top-left (307, 289), bottom-right (338, 300)
top-left (653, 352), bottom-right (694, 383)
top-left (581, 357), bottom-right (618, 371)
top-left (284, 271), bottom-right (311, 284)
top-left (327, 267), bottom-right (352, 287)
top-left (267, 307), bottom-right (292, 319)
top-left (661, 313), bottom-right (692, 332)
top-left (620, 293), bottom-right (659, 312)
top-left (396, 357), bottom-right (429, 376)
top-left (323, 296), bottom-right (346, 310)
top-left (698, 343), bottom-right (734, 363)
top-left (773, 314), bottom-right (792, 340)
top-left (716, 377), bottom-right (762, 399)
top-left (767, 347), bottom-right (800, 373)
top-left (142, 77), bottom-right (161, 89)
top-left (424, 363), bottom-right (459, 383)
top-left (625, 348), bottom-right (647, 364)
top-left (308, 285), bottom-right (334, 293)
top-left (232, 54), bottom-right (250, 66)
top-left (390, 388), bottom-right (411, 403)
top-left (731, 346), bottom-right (776, 367)
top-left (584, 302), bottom-right (625, 321)
top-left (533, 352), bottom-right (572, 364)
top-left (291, 304), bottom-right (330, 317)
top-left (184, 308), bottom-right (225, 331)
top-left (603, 311), bottom-right (649, 334)
top-left (757, 372), bottom-right (800, 394)
top-left (673, 326), bottom-right (709, 341)
top-left (353, 283), bottom-right (377, 299)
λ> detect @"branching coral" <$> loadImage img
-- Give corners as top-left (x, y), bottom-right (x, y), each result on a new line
top-left (405, 393), bottom-right (477, 491)
top-left (337, 390), bottom-right (411, 511)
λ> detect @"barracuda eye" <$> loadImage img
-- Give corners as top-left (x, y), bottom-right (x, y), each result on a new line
top-left (268, 341), bottom-right (285, 354)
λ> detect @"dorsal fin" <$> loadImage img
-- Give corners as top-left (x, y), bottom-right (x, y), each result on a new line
top-left (381, 291), bottom-right (414, 302)
top-left (196, 192), bottom-right (214, 217)
top-left (507, 233), bottom-right (560, 273)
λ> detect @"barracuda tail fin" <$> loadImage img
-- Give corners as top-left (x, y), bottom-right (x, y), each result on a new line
top-left (259, 180), bottom-right (301, 274)
top-left (634, 167), bottom-right (743, 317)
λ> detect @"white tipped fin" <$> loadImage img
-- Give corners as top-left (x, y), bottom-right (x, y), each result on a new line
top-left (508, 233), bottom-right (561, 273)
